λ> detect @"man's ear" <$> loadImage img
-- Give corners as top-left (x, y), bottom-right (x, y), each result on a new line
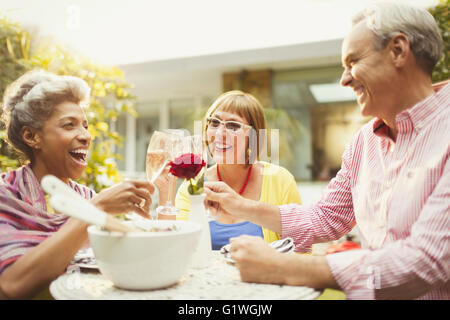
top-left (388, 32), bottom-right (411, 68)
top-left (21, 126), bottom-right (42, 150)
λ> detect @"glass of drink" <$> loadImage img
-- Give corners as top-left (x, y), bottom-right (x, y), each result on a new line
top-left (145, 131), bottom-right (172, 184)
top-left (154, 131), bottom-right (185, 218)
top-left (125, 131), bottom-right (172, 221)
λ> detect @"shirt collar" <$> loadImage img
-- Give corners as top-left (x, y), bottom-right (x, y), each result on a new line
top-left (372, 82), bottom-right (450, 136)
top-left (372, 118), bottom-right (389, 138)
top-left (398, 82), bottom-right (449, 131)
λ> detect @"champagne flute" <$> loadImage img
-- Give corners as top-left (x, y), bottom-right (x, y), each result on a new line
top-left (146, 131), bottom-right (172, 219)
top-left (126, 131), bottom-right (172, 221)
top-left (145, 131), bottom-right (172, 184)
top-left (155, 131), bottom-right (185, 218)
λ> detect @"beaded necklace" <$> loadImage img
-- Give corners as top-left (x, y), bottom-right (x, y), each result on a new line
top-left (216, 165), bottom-right (252, 195)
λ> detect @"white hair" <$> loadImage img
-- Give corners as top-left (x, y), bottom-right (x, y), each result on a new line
top-left (353, 2), bottom-right (443, 74)
top-left (1, 70), bottom-right (90, 160)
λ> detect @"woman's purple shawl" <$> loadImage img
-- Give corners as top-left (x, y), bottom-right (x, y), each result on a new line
top-left (0, 164), bottom-right (95, 274)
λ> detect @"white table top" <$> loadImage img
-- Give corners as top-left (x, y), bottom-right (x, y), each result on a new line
top-left (50, 251), bottom-right (320, 300)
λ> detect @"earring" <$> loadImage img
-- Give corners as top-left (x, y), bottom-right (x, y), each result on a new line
top-left (246, 148), bottom-right (252, 163)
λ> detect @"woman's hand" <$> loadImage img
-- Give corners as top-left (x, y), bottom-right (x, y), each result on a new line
top-left (153, 165), bottom-right (170, 196)
top-left (90, 180), bottom-right (155, 218)
top-left (153, 164), bottom-right (178, 207)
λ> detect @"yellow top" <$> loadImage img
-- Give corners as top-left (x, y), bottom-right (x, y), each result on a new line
top-left (45, 194), bottom-right (55, 214)
top-left (175, 161), bottom-right (302, 243)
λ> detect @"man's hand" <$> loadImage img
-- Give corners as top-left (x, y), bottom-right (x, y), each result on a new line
top-left (230, 235), bottom-right (288, 285)
top-left (91, 180), bottom-right (155, 219)
top-left (204, 181), bottom-right (282, 233)
top-left (203, 181), bottom-right (247, 218)
top-left (230, 235), bottom-right (339, 290)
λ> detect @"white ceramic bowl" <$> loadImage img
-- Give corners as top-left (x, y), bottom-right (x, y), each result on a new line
top-left (87, 219), bottom-right (201, 290)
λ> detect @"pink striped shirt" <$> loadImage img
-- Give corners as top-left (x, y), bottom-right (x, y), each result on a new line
top-left (0, 164), bottom-right (95, 275)
top-left (280, 83), bottom-right (450, 300)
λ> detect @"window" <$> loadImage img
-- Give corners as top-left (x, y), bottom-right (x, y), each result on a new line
top-left (273, 66), bottom-right (369, 181)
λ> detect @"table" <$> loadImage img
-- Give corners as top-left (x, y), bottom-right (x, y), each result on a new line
top-left (50, 251), bottom-right (321, 300)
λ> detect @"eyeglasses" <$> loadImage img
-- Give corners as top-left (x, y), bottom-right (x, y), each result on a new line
top-left (206, 117), bottom-right (252, 133)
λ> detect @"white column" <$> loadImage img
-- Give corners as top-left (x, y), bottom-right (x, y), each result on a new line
top-left (125, 114), bottom-right (136, 173)
top-left (193, 96), bottom-right (203, 136)
top-left (159, 99), bottom-right (169, 130)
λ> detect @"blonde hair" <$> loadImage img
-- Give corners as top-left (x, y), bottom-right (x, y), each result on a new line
top-left (1, 70), bottom-right (90, 160)
top-left (353, 2), bottom-right (442, 75)
top-left (204, 90), bottom-right (266, 164)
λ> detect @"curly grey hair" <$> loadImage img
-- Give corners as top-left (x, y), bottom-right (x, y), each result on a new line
top-left (353, 2), bottom-right (443, 75)
top-left (1, 70), bottom-right (90, 160)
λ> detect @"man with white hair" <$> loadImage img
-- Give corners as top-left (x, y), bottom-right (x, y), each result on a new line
top-left (204, 2), bottom-right (449, 299)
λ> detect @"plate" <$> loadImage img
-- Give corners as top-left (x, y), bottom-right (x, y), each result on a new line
top-left (220, 238), bottom-right (295, 264)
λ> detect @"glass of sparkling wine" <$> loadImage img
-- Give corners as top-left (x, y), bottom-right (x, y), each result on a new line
top-left (125, 131), bottom-right (171, 221)
top-left (155, 130), bottom-right (185, 218)
top-left (146, 131), bottom-right (172, 184)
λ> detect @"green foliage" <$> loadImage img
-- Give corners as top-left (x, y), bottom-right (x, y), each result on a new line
top-left (429, 0), bottom-right (449, 82)
top-left (0, 16), bottom-right (33, 97)
top-left (0, 16), bottom-right (30, 170)
top-left (0, 15), bottom-right (137, 192)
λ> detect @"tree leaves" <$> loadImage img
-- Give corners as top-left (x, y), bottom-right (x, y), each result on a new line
top-left (429, 0), bottom-right (449, 82)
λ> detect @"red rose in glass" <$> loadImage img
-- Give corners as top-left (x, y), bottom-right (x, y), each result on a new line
top-left (169, 153), bottom-right (206, 179)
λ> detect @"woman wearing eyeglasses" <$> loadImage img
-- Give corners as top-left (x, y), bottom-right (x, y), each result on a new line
top-left (174, 90), bottom-right (302, 250)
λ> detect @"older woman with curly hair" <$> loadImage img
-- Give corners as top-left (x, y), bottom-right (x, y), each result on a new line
top-left (0, 70), bottom-right (154, 299)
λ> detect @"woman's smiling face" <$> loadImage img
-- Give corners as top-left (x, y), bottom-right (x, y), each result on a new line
top-left (206, 110), bottom-right (251, 165)
top-left (34, 101), bottom-right (91, 181)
